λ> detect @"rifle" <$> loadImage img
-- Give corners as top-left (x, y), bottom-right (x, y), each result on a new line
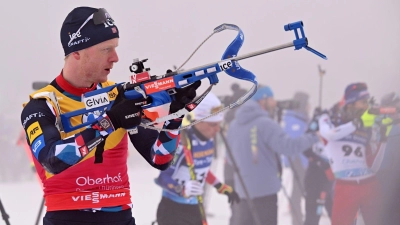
top-left (42, 21), bottom-right (326, 134)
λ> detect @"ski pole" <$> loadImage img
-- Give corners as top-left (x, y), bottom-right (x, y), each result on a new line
top-left (317, 65), bottom-right (326, 108)
top-left (34, 198), bottom-right (45, 225)
top-left (219, 128), bottom-right (263, 225)
top-left (181, 131), bottom-right (208, 225)
top-left (286, 157), bottom-right (306, 197)
top-left (0, 198), bottom-right (10, 225)
top-left (280, 183), bottom-right (304, 224)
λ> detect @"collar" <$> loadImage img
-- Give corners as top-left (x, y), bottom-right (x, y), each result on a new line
top-left (56, 71), bottom-right (98, 96)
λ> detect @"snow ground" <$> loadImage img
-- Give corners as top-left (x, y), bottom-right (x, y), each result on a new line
top-left (0, 152), bottom-right (335, 225)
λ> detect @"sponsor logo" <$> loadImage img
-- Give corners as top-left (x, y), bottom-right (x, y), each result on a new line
top-left (27, 121), bottom-right (43, 144)
top-left (32, 139), bottom-right (42, 152)
top-left (108, 92), bottom-right (116, 99)
top-left (125, 112), bottom-right (140, 119)
top-left (71, 191), bottom-right (126, 204)
top-left (144, 77), bottom-right (175, 94)
top-left (229, 54), bottom-right (242, 71)
top-left (186, 103), bottom-right (196, 110)
top-left (68, 37), bottom-right (91, 47)
top-left (130, 72), bottom-right (150, 84)
top-left (193, 149), bottom-right (214, 158)
top-left (194, 157), bottom-right (213, 166)
top-left (194, 93), bottom-right (207, 105)
top-left (22, 112), bottom-right (45, 128)
top-left (31, 135), bottom-right (45, 157)
top-left (69, 31), bottom-right (81, 40)
top-left (79, 146), bottom-right (89, 157)
top-left (83, 93), bottom-right (109, 110)
top-left (87, 136), bottom-right (104, 151)
top-left (76, 173), bottom-right (123, 186)
top-left (103, 17), bottom-right (115, 28)
top-left (134, 100), bottom-right (148, 106)
top-left (218, 60), bottom-right (233, 71)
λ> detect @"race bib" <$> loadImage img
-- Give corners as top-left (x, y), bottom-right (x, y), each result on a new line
top-left (172, 166), bottom-right (209, 186)
top-left (327, 141), bottom-right (372, 179)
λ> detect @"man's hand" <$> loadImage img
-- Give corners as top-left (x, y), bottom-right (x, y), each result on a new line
top-left (169, 74), bottom-right (201, 114)
top-left (106, 86), bottom-right (143, 130)
top-left (214, 182), bottom-right (240, 204)
top-left (181, 180), bottom-right (204, 198)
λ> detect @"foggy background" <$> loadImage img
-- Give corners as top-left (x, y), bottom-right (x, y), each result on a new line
top-left (1, 0), bottom-right (399, 117)
top-left (0, 0), bottom-right (399, 224)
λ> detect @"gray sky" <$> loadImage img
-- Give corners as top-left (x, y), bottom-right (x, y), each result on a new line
top-left (1, 0), bottom-right (399, 126)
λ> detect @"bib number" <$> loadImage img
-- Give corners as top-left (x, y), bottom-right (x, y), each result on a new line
top-left (342, 145), bottom-right (363, 157)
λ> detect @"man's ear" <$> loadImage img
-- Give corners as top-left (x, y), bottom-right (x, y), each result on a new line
top-left (71, 51), bottom-right (81, 60)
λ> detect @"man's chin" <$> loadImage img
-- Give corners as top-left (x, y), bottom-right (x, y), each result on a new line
top-left (98, 74), bottom-right (109, 83)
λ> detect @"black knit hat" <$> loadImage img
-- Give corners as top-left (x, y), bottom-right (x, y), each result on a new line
top-left (60, 7), bottom-right (119, 56)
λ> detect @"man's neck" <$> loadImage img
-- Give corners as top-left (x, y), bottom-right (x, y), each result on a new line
top-left (56, 71), bottom-right (97, 96)
top-left (62, 65), bottom-right (93, 88)
top-left (192, 125), bottom-right (208, 142)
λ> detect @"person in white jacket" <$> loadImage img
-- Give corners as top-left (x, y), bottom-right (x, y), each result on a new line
top-left (318, 82), bottom-right (380, 225)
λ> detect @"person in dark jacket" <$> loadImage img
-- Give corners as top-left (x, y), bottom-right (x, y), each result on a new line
top-left (282, 91), bottom-right (310, 225)
top-left (376, 92), bottom-right (400, 225)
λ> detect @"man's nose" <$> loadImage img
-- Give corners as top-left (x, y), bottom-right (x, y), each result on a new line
top-left (109, 49), bottom-right (119, 63)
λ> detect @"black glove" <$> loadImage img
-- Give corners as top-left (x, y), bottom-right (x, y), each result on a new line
top-left (106, 86), bottom-right (143, 130)
top-left (352, 117), bottom-right (364, 129)
top-left (214, 182), bottom-right (240, 205)
top-left (169, 72), bottom-right (201, 113)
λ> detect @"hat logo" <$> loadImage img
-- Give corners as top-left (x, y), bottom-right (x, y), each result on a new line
top-left (69, 31), bottom-right (81, 41)
top-left (103, 18), bottom-right (115, 28)
top-left (68, 37), bottom-right (91, 47)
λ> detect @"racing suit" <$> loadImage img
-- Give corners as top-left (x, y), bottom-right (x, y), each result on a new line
top-left (21, 74), bottom-right (182, 224)
top-left (318, 113), bottom-right (380, 225)
top-left (154, 127), bottom-right (222, 225)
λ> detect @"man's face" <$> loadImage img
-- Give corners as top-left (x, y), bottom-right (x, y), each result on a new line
top-left (194, 121), bottom-right (221, 140)
top-left (354, 98), bottom-right (369, 111)
top-left (259, 97), bottom-right (277, 114)
top-left (345, 98), bottom-right (369, 118)
top-left (79, 38), bottom-right (119, 83)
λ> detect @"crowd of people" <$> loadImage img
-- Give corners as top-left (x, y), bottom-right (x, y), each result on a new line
top-left (222, 82), bottom-right (399, 225)
top-left (10, 5), bottom-right (400, 225)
